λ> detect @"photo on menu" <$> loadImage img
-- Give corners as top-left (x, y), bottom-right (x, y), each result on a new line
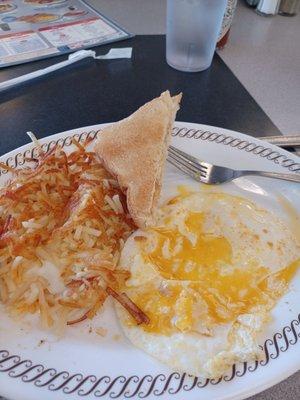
top-left (0, 0), bottom-right (132, 67)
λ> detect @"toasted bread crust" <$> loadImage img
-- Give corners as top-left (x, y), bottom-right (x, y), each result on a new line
top-left (95, 91), bottom-right (181, 228)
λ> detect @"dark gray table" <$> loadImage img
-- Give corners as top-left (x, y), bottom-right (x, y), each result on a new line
top-left (1, 35), bottom-right (298, 400)
top-left (0, 35), bottom-right (280, 156)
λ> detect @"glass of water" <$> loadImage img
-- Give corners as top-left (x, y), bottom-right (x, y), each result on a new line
top-left (166, 0), bottom-right (228, 72)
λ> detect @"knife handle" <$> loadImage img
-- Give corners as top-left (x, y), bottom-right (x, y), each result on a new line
top-left (261, 135), bottom-right (300, 147)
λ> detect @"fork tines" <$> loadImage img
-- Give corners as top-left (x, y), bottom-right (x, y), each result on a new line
top-left (167, 146), bottom-right (207, 180)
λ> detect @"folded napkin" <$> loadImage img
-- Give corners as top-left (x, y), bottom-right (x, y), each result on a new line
top-left (0, 48), bottom-right (132, 92)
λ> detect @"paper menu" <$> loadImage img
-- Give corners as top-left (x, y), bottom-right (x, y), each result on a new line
top-left (0, 0), bottom-right (132, 67)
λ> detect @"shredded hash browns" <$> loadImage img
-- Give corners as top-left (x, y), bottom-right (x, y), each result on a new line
top-left (0, 137), bottom-right (147, 332)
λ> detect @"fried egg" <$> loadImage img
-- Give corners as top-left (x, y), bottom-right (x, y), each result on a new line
top-left (115, 190), bottom-right (300, 378)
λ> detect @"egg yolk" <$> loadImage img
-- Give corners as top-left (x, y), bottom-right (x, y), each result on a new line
top-left (126, 200), bottom-right (299, 335)
top-left (148, 212), bottom-right (232, 281)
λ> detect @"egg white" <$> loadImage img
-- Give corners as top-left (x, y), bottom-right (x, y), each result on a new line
top-left (115, 192), bottom-right (299, 378)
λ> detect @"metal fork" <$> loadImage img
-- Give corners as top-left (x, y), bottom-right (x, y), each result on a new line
top-left (167, 146), bottom-right (300, 184)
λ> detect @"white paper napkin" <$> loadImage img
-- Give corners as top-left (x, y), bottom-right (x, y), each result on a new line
top-left (0, 48), bottom-right (132, 92)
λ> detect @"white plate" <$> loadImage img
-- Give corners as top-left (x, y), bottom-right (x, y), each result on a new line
top-left (0, 122), bottom-right (299, 400)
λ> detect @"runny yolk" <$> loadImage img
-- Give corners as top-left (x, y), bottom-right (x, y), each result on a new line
top-left (127, 209), bottom-right (300, 335)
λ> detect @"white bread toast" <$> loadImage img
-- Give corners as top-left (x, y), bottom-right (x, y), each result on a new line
top-left (95, 91), bottom-right (181, 228)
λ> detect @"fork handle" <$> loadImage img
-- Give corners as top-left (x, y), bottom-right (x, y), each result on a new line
top-left (242, 170), bottom-right (300, 183)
